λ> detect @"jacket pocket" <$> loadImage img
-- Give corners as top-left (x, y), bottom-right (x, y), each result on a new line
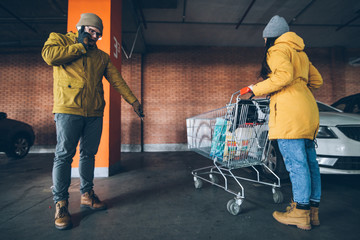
top-left (94, 86), bottom-right (105, 112)
top-left (56, 79), bottom-right (84, 109)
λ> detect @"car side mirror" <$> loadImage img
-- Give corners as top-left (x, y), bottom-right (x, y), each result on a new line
top-left (0, 112), bottom-right (7, 120)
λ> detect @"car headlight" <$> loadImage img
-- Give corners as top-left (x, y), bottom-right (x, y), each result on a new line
top-left (317, 126), bottom-right (338, 138)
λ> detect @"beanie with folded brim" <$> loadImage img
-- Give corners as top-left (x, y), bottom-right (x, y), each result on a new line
top-left (263, 15), bottom-right (289, 38)
top-left (76, 13), bottom-right (103, 34)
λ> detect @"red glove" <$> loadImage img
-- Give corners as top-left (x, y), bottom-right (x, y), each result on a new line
top-left (240, 86), bottom-right (252, 95)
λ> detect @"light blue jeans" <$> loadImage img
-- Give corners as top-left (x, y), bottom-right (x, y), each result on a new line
top-left (52, 113), bottom-right (103, 203)
top-left (277, 139), bottom-right (321, 205)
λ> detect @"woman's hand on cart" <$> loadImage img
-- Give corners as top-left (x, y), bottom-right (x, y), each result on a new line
top-left (240, 85), bottom-right (253, 95)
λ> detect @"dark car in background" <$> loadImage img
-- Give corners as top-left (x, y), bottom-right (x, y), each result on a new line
top-left (0, 112), bottom-right (35, 159)
top-left (331, 93), bottom-right (360, 114)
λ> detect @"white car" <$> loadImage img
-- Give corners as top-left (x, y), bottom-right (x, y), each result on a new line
top-left (316, 102), bottom-right (360, 174)
top-left (262, 101), bottom-right (360, 179)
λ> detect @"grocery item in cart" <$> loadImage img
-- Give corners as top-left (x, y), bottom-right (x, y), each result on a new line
top-left (223, 125), bottom-right (255, 161)
top-left (209, 118), bottom-right (227, 161)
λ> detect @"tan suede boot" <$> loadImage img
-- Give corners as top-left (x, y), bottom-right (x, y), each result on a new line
top-left (286, 199), bottom-right (295, 211)
top-left (273, 203), bottom-right (311, 230)
top-left (310, 207), bottom-right (320, 226)
top-left (54, 200), bottom-right (72, 230)
top-left (81, 190), bottom-right (107, 210)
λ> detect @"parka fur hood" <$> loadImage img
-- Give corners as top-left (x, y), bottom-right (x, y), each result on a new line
top-left (252, 32), bottom-right (323, 140)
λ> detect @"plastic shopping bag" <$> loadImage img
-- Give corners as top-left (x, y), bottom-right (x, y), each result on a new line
top-left (223, 126), bottom-right (255, 161)
top-left (234, 127), bottom-right (253, 159)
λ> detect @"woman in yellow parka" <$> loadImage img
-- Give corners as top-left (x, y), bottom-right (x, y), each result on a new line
top-left (242, 15), bottom-right (323, 230)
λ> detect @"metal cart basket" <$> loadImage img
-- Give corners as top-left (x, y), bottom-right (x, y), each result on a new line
top-left (186, 91), bottom-right (283, 215)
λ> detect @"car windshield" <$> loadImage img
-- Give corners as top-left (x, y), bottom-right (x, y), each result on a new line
top-left (317, 102), bottom-right (341, 112)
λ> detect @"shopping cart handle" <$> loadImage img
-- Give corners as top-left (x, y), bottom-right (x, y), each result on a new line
top-left (240, 87), bottom-right (252, 95)
top-left (229, 88), bottom-right (254, 104)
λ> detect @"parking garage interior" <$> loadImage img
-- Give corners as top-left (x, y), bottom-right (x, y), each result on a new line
top-left (0, 0), bottom-right (360, 239)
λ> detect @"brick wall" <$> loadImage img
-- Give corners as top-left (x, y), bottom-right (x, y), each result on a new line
top-left (121, 54), bottom-right (142, 150)
top-left (0, 48), bottom-right (56, 146)
top-left (1, 46), bottom-right (359, 147)
top-left (141, 46), bottom-right (264, 145)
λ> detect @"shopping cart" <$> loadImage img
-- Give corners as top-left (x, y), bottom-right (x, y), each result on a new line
top-left (186, 91), bottom-right (283, 215)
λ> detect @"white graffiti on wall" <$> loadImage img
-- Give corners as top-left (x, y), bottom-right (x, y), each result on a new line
top-left (113, 36), bottom-right (121, 59)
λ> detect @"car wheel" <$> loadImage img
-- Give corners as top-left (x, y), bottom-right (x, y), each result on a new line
top-left (6, 134), bottom-right (31, 159)
top-left (262, 140), bottom-right (289, 180)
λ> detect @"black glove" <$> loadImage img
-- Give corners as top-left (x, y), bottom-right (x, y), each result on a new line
top-left (132, 100), bottom-right (145, 118)
top-left (78, 26), bottom-right (91, 49)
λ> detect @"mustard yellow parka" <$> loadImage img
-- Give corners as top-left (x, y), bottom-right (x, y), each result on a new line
top-left (252, 32), bottom-right (323, 140)
top-left (42, 31), bottom-right (137, 117)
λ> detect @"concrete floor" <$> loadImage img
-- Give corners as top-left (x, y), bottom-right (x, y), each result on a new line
top-left (0, 152), bottom-right (359, 240)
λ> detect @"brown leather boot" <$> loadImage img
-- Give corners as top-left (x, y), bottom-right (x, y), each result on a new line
top-left (273, 203), bottom-right (311, 230)
top-left (81, 190), bottom-right (107, 210)
top-left (286, 199), bottom-right (296, 211)
top-left (54, 200), bottom-right (72, 230)
top-left (310, 207), bottom-right (320, 226)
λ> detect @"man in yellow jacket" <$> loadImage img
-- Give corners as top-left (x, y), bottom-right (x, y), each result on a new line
top-left (241, 15), bottom-right (323, 230)
top-left (42, 13), bottom-right (144, 230)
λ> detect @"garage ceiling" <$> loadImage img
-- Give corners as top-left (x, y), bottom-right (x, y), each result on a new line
top-left (1, 0), bottom-right (360, 55)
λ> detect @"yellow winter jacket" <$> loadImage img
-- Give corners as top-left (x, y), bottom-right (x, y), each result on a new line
top-left (252, 32), bottom-right (323, 140)
top-left (42, 31), bottom-right (137, 117)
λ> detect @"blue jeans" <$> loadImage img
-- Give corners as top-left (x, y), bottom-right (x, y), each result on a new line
top-left (277, 139), bottom-right (321, 205)
top-left (52, 113), bottom-right (103, 203)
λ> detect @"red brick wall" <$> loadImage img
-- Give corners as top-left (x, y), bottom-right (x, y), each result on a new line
top-left (121, 54), bottom-right (142, 146)
top-left (141, 47), bottom-right (264, 144)
top-left (0, 48), bottom-right (56, 146)
top-left (1, 46), bottom-right (359, 147)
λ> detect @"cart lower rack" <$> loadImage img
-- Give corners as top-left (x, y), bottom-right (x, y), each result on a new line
top-left (186, 92), bottom-right (283, 215)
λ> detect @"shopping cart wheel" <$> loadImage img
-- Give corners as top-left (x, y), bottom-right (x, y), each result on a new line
top-left (194, 178), bottom-right (203, 189)
top-left (272, 189), bottom-right (284, 203)
top-left (209, 174), bottom-right (219, 184)
top-left (227, 199), bottom-right (242, 215)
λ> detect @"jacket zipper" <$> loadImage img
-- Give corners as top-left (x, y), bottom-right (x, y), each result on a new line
top-left (83, 54), bottom-right (88, 117)
top-left (274, 103), bottom-right (277, 124)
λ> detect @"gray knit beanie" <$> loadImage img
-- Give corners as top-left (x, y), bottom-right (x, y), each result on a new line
top-left (263, 15), bottom-right (289, 38)
top-left (76, 13), bottom-right (103, 34)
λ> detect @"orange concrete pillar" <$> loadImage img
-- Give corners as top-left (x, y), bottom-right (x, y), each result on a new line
top-left (68, 0), bottom-right (123, 177)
